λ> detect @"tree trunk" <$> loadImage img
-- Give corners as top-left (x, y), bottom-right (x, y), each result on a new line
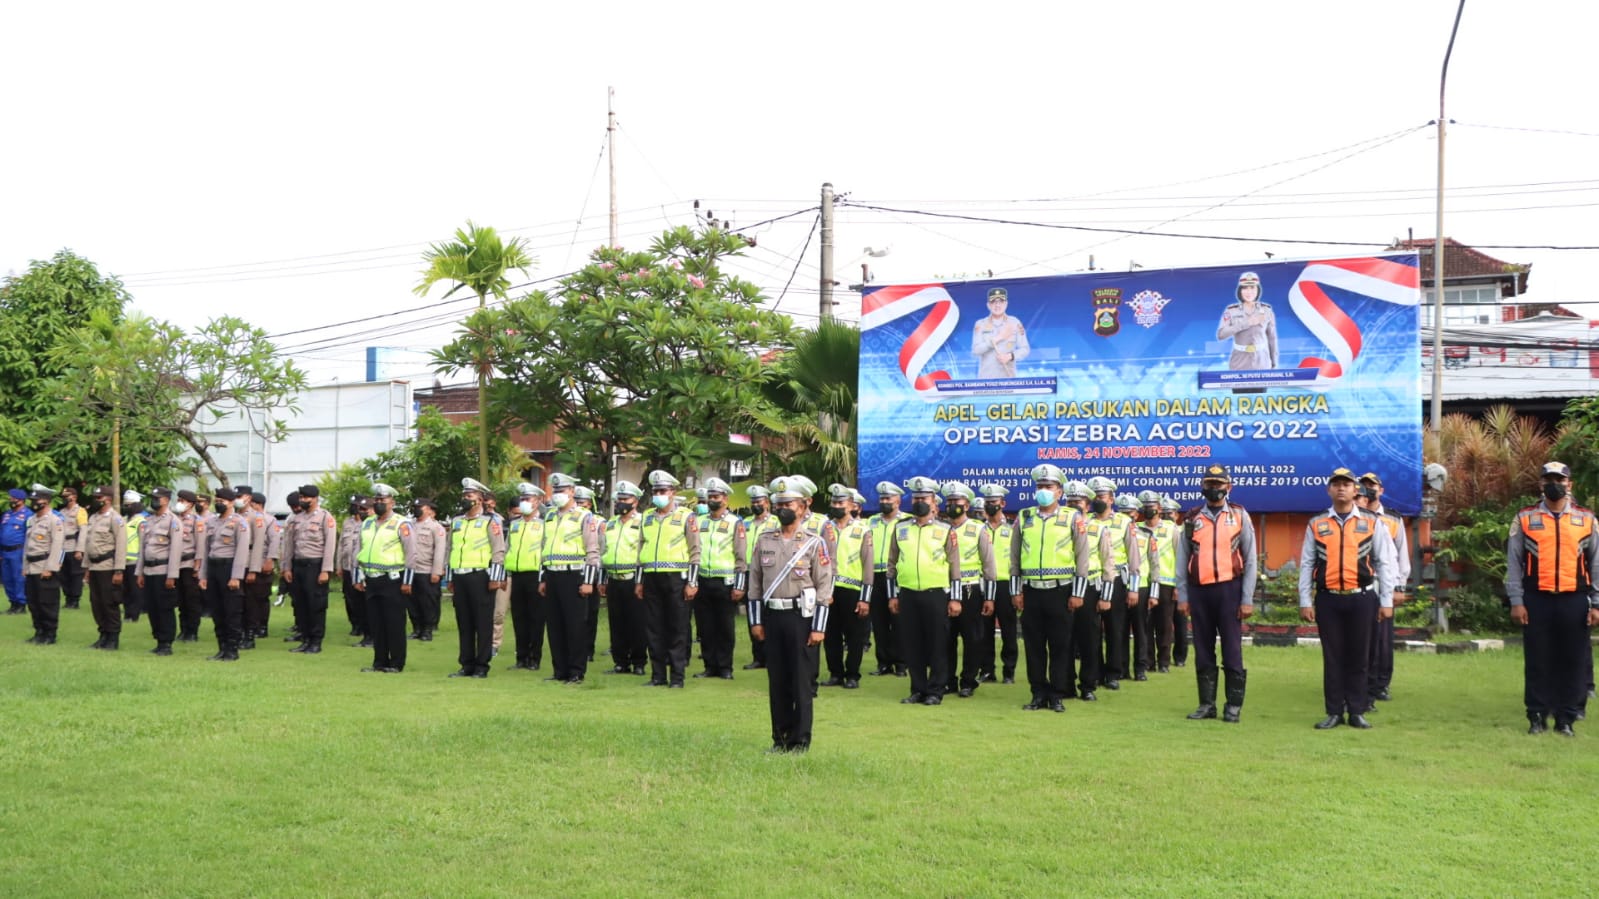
top-left (477, 289), bottom-right (491, 485)
top-left (111, 416), bottom-right (121, 508)
top-left (184, 430), bottom-right (232, 490)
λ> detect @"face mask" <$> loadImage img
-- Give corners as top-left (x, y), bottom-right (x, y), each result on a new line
top-left (1035, 489), bottom-right (1056, 507)
top-left (553, 491), bottom-right (572, 507)
top-left (1543, 482), bottom-right (1568, 502)
top-left (458, 498), bottom-right (475, 514)
top-left (122, 504), bottom-right (137, 516)
top-left (707, 500), bottom-right (724, 512)
top-left (750, 502), bottom-right (767, 515)
top-left (518, 500), bottom-right (534, 515)
top-left (695, 503), bottom-right (709, 515)
top-left (774, 508), bottom-right (797, 526)
top-left (35, 499), bottom-right (51, 511)
top-left (945, 505), bottom-right (966, 519)
top-left (173, 501), bottom-right (190, 514)
top-left (615, 502), bottom-right (634, 515)
top-left (1089, 499), bottom-right (1108, 515)
top-left (234, 498), bottom-right (248, 510)
top-left (879, 501), bottom-right (897, 516)
top-left (985, 502), bottom-right (1003, 516)
top-left (214, 502), bottom-right (228, 514)
top-left (651, 495), bottom-right (670, 509)
top-left (827, 506), bottom-right (847, 520)
top-left (373, 501), bottom-right (390, 515)
top-left (1201, 487), bottom-right (1227, 503)
top-left (910, 501), bottom-right (932, 518)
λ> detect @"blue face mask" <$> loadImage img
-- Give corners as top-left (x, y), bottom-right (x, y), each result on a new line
top-left (695, 503), bottom-right (709, 515)
top-left (1035, 488), bottom-right (1057, 508)
top-left (652, 495), bottom-right (670, 509)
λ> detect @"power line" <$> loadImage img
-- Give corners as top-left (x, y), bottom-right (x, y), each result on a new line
top-left (776, 214), bottom-right (819, 307)
top-left (1456, 122), bottom-right (1599, 139)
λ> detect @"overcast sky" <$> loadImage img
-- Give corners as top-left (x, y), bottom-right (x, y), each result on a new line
top-left (4, 0), bottom-right (1594, 385)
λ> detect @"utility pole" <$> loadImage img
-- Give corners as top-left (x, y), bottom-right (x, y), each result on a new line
top-left (820, 182), bottom-right (835, 320)
top-left (607, 87), bottom-right (619, 248)
top-left (1429, 0), bottom-right (1466, 439)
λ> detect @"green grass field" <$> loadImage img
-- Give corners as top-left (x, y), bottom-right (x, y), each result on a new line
top-left (2, 595), bottom-right (1594, 898)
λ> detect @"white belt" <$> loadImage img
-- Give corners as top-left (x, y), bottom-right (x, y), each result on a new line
top-left (765, 597), bottom-right (800, 610)
top-left (452, 568), bottom-right (485, 576)
top-left (1025, 579), bottom-right (1066, 590)
top-left (545, 564), bottom-right (584, 572)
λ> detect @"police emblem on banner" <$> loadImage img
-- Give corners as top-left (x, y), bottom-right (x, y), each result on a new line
top-left (1127, 290), bottom-right (1170, 328)
top-left (1092, 288), bottom-right (1122, 337)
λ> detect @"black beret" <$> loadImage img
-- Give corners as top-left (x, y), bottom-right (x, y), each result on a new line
top-left (234, 485), bottom-right (254, 496)
top-left (298, 485), bottom-right (320, 498)
top-left (177, 490), bottom-right (199, 503)
top-left (215, 487), bottom-right (237, 501)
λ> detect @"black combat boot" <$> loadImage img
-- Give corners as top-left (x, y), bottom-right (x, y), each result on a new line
top-left (1222, 667), bottom-right (1247, 723)
top-left (1187, 667), bottom-right (1219, 720)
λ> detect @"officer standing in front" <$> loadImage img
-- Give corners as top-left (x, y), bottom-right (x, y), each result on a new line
top-left (22, 485), bottom-right (66, 644)
top-left (56, 486), bottom-right (88, 610)
top-left (172, 489), bottom-right (207, 643)
top-left (975, 483), bottom-right (1019, 684)
top-left (1298, 468), bottom-right (1397, 730)
top-left (1175, 465), bottom-right (1258, 723)
top-left (406, 499), bottom-right (447, 642)
top-left (136, 488), bottom-right (184, 655)
top-left (201, 487), bottom-right (250, 661)
top-left (1, 488), bottom-right (30, 614)
top-left (540, 473), bottom-right (602, 685)
top-left (601, 481), bottom-right (647, 675)
top-left (504, 482), bottom-right (547, 671)
top-left (1358, 472), bottom-right (1411, 709)
top-left (634, 471), bottom-right (700, 689)
top-left (121, 490), bottom-right (148, 624)
top-left (1010, 466), bottom-right (1089, 712)
top-left (866, 481), bottom-right (907, 677)
top-left (1506, 461), bottom-right (1599, 736)
top-left (82, 486), bottom-right (127, 650)
top-left (941, 481), bottom-right (990, 698)
top-left (741, 485), bottom-right (775, 672)
top-left (819, 483), bottom-right (873, 689)
top-left (886, 476), bottom-right (961, 706)
top-left (283, 485), bottom-right (336, 654)
top-left (747, 478), bottom-right (833, 752)
top-left (354, 483), bottom-right (414, 674)
top-left (448, 478), bottom-right (507, 678)
top-left (694, 477), bottom-right (746, 680)
top-left (1138, 491), bottom-right (1180, 674)
top-left (335, 495), bottom-right (371, 643)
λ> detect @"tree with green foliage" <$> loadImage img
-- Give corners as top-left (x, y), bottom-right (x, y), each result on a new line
top-left (0, 249), bottom-right (140, 488)
top-left (318, 408), bottom-right (523, 514)
top-left (432, 227), bottom-right (794, 499)
top-left (755, 318), bottom-right (858, 489)
top-left (414, 221), bottom-right (534, 485)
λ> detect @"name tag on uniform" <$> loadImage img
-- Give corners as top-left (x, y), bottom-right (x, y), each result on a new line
top-left (1315, 522), bottom-right (1332, 537)
top-left (1192, 519), bottom-right (1205, 532)
top-left (1574, 513), bottom-right (1587, 527)
top-left (1524, 514), bottom-right (1544, 531)
top-left (1355, 518), bottom-right (1370, 534)
top-left (760, 552), bottom-right (775, 566)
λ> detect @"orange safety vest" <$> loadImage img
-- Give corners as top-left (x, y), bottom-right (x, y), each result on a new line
top-left (1183, 504), bottom-right (1245, 585)
top-left (1309, 511), bottom-right (1376, 592)
top-left (1518, 505), bottom-right (1595, 595)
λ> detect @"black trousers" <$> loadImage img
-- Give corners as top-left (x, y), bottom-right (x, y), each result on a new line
top-left (869, 572), bottom-right (899, 672)
top-left (981, 580), bottom-right (1017, 678)
top-left (1070, 586), bottom-right (1102, 693)
top-left (693, 577), bottom-right (738, 675)
top-left (409, 574), bottom-right (441, 631)
top-left (290, 559), bottom-right (329, 642)
top-left (342, 571), bottom-right (367, 636)
top-left (945, 584), bottom-right (986, 690)
top-left (1367, 615), bottom-right (1395, 699)
top-left (585, 589), bottom-right (601, 662)
top-left (1188, 578), bottom-right (1244, 673)
top-left (88, 569), bottom-right (121, 636)
top-left (26, 573), bottom-right (61, 636)
top-left (606, 577), bottom-right (646, 669)
top-left (1021, 584), bottom-right (1074, 702)
top-left (365, 576), bottom-right (407, 671)
top-left (60, 552), bottom-right (84, 604)
top-left (1099, 577), bottom-right (1130, 682)
top-left (176, 566), bottom-right (203, 637)
top-left (507, 571), bottom-right (545, 666)
top-left (123, 564), bottom-right (145, 620)
top-left (764, 607), bottom-right (815, 748)
top-left (1523, 590), bottom-right (1591, 726)
top-left (452, 571), bottom-right (494, 674)
top-left (641, 572), bottom-right (690, 684)
top-left (145, 572), bottom-right (178, 644)
top-left (898, 588), bottom-right (950, 698)
top-left (1315, 590), bottom-right (1377, 717)
top-left (205, 559), bottom-right (244, 650)
top-left (545, 569), bottom-right (589, 681)
top-left (1149, 583), bottom-right (1177, 667)
top-left (823, 586), bottom-right (869, 680)
top-left (243, 569), bottom-right (271, 636)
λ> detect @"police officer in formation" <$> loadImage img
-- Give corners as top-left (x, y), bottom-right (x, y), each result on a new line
top-left (406, 498), bottom-right (447, 642)
top-left (448, 478), bottom-right (507, 678)
top-left (634, 470), bottom-right (700, 688)
top-left (1506, 461), bottom-right (1599, 737)
top-left (202, 487), bottom-right (250, 661)
top-left (887, 476), bottom-right (961, 706)
top-left (1137, 490), bottom-right (1179, 674)
top-left (1, 488), bottom-right (30, 614)
top-left (600, 481), bottom-right (647, 674)
top-left (80, 486), bottom-right (127, 650)
top-left (136, 488), bottom-right (184, 656)
top-left (1176, 464), bottom-right (1257, 723)
top-left (540, 473), bottom-right (602, 685)
top-left (1086, 478), bottom-right (1142, 691)
top-left (820, 483), bottom-right (872, 688)
top-left (976, 483), bottom-right (1018, 684)
top-left (1060, 480), bottom-right (1100, 700)
top-left (56, 486), bottom-right (87, 610)
top-left (335, 494), bottom-right (372, 644)
top-left (282, 486), bottom-right (337, 654)
top-left (22, 485), bottom-right (65, 644)
top-left (747, 476), bottom-right (833, 752)
top-left (504, 482), bottom-right (547, 672)
top-left (172, 489), bottom-right (207, 642)
top-left (694, 478), bottom-right (746, 680)
top-left (121, 490), bottom-right (148, 624)
top-left (1357, 472), bottom-right (1410, 711)
top-left (941, 481), bottom-right (992, 698)
top-left (740, 485), bottom-right (775, 672)
top-left (1011, 466), bottom-right (1089, 712)
top-left (866, 481), bottom-right (906, 678)
top-left (354, 483), bottom-right (414, 674)
top-left (1298, 468), bottom-right (1398, 730)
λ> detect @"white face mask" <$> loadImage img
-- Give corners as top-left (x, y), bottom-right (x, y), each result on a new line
top-left (518, 501), bottom-right (534, 516)
top-left (233, 498), bottom-right (248, 510)
top-left (554, 491), bottom-right (572, 507)
top-left (173, 501), bottom-right (190, 514)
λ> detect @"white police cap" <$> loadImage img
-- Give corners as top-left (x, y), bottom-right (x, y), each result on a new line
top-left (903, 476), bottom-right (940, 495)
top-left (1064, 480), bottom-right (1091, 499)
top-left (517, 482), bottom-right (545, 498)
top-left (460, 477), bottom-right (490, 495)
top-left (1087, 476), bottom-right (1117, 495)
top-left (548, 473), bottom-right (579, 490)
top-left (768, 477), bottom-right (803, 502)
top-left (747, 485), bottom-right (770, 499)
top-left (613, 480), bottom-right (643, 498)
top-left (703, 477), bottom-right (731, 495)
top-left (1030, 464), bottom-right (1064, 485)
top-left (828, 482), bottom-right (853, 500)
top-left (977, 483), bottom-right (1008, 499)
top-left (647, 470), bottom-right (680, 489)
top-left (123, 489), bottom-right (143, 503)
top-left (874, 481), bottom-right (905, 498)
top-left (370, 483), bottom-right (398, 498)
top-left (787, 475), bottom-right (817, 498)
top-left (940, 481), bottom-right (975, 501)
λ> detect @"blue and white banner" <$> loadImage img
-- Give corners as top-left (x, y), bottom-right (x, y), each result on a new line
top-left (858, 255), bottom-right (1423, 513)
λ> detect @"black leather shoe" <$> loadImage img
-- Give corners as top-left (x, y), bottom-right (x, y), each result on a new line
top-left (1556, 723), bottom-right (1576, 737)
top-left (284, 634), bottom-right (301, 642)
top-left (820, 676), bottom-right (845, 687)
top-left (1374, 687), bottom-right (1391, 702)
top-left (383, 667), bottom-right (401, 673)
top-left (895, 666), bottom-right (908, 677)
top-left (1578, 709), bottom-right (1587, 722)
top-left (1174, 660), bottom-right (1186, 667)
top-left (206, 651), bottom-right (226, 661)
top-left (1049, 700), bottom-right (1066, 713)
top-left (631, 665), bottom-right (645, 675)
top-left (743, 662), bottom-right (766, 670)
top-left (361, 666), bottom-right (384, 673)
top-left (1187, 705), bottom-right (1217, 720)
top-left (901, 693), bottom-right (925, 704)
top-left (868, 667), bottom-right (892, 676)
top-left (766, 743), bottom-right (788, 754)
top-left (1104, 679), bottom-right (1121, 691)
top-left (567, 677), bottom-right (584, 685)
top-left (842, 679), bottom-right (859, 689)
top-left (1315, 715), bottom-right (1344, 730)
top-left (957, 687), bottom-right (974, 698)
top-left (1134, 672), bottom-right (1149, 682)
top-left (1528, 720), bottom-right (1548, 735)
top-left (470, 670), bottom-right (488, 678)
top-left (544, 676), bottom-right (567, 683)
top-left (643, 679), bottom-right (666, 687)
top-left (1222, 705), bottom-right (1241, 724)
top-left (923, 695), bottom-right (943, 706)
top-left (718, 672), bottom-right (734, 680)
top-left (1022, 698), bottom-right (1044, 710)
top-left (977, 672), bottom-right (996, 684)
top-left (666, 682), bottom-right (684, 689)
top-left (693, 671), bottom-right (714, 679)
top-left (604, 665), bottom-right (631, 674)
top-left (289, 643), bottom-right (310, 653)
top-left (1080, 691), bottom-right (1098, 702)
top-left (1347, 714), bottom-right (1372, 729)
top-left (1002, 676), bottom-right (1015, 684)
top-left (154, 643), bottom-right (173, 656)
top-left (448, 668), bottom-right (474, 678)
top-left (1158, 665), bottom-right (1170, 674)
top-left (304, 643), bottom-right (322, 654)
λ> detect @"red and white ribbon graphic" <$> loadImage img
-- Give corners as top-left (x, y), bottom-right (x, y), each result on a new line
top-left (1289, 256), bottom-right (1419, 382)
top-left (860, 283), bottom-right (960, 397)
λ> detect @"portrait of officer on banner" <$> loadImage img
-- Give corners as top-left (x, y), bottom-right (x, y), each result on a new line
top-left (1216, 271), bottom-right (1278, 372)
top-left (971, 287), bottom-right (1030, 378)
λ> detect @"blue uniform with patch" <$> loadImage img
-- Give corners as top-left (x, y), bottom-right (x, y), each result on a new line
top-left (1, 506), bottom-right (32, 606)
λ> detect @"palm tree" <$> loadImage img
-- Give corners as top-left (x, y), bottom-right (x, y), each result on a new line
top-left (415, 222), bottom-right (534, 483)
top-left (757, 319), bottom-right (858, 487)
